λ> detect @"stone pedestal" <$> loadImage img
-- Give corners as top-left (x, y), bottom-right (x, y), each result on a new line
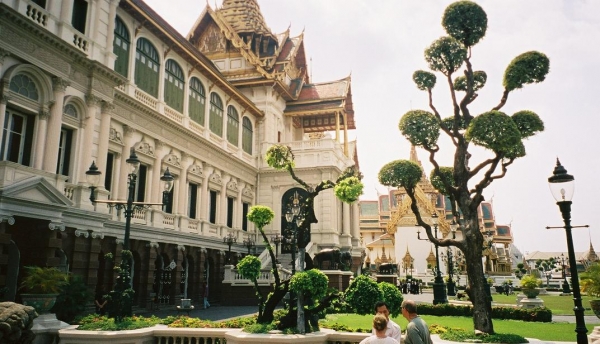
top-left (376, 275), bottom-right (397, 286)
top-left (588, 325), bottom-right (600, 343)
top-left (519, 297), bottom-right (544, 309)
top-left (32, 313), bottom-right (70, 344)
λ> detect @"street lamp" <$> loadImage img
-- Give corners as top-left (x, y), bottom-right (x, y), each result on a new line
top-left (547, 159), bottom-right (588, 344)
top-left (223, 233), bottom-right (237, 265)
top-left (284, 191), bottom-right (306, 334)
top-left (86, 149), bottom-right (174, 320)
top-left (557, 253), bottom-right (572, 294)
top-left (271, 234), bottom-right (282, 264)
top-left (243, 237), bottom-right (255, 255)
top-left (417, 212), bottom-right (447, 304)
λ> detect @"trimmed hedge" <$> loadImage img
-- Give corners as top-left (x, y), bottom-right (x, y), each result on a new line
top-left (417, 303), bottom-right (552, 322)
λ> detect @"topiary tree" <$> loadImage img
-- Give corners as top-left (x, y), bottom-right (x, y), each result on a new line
top-left (244, 205), bottom-right (286, 324)
top-left (265, 145), bottom-right (363, 330)
top-left (344, 275), bottom-right (383, 315)
top-left (379, 282), bottom-right (403, 318)
top-left (378, 1), bottom-right (548, 334)
top-left (289, 269), bottom-right (329, 332)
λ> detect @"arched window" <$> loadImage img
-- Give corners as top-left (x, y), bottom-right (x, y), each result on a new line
top-left (113, 16), bottom-right (130, 77)
top-left (242, 117), bottom-right (253, 154)
top-left (164, 60), bottom-right (184, 112)
top-left (209, 93), bottom-right (223, 136)
top-left (188, 77), bottom-right (205, 125)
top-left (226, 106), bottom-right (239, 145)
top-left (9, 74), bottom-right (39, 100)
top-left (64, 103), bottom-right (78, 118)
top-left (134, 38), bottom-right (160, 97)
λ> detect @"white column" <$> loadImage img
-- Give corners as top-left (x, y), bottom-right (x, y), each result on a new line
top-left (219, 172), bottom-right (230, 226)
top-left (0, 95), bottom-right (9, 150)
top-left (200, 164), bottom-right (213, 220)
top-left (96, 101), bottom-right (113, 183)
top-left (236, 182), bottom-right (245, 230)
top-left (118, 125), bottom-right (135, 200)
top-left (79, 94), bottom-right (101, 181)
top-left (150, 140), bottom-right (164, 203)
top-left (88, 0), bottom-right (99, 43)
top-left (111, 152), bottom-right (122, 200)
top-left (342, 202), bottom-right (351, 235)
top-left (177, 153), bottom-right (192, 215)
top-left (33, 111), bottom-right (49, 169)
top-left (59, 0), bottom-right (74, 23)
top-left (43, 77), bottom-right (69, 173)
top-left (351, 202), bottom-right (360, 239)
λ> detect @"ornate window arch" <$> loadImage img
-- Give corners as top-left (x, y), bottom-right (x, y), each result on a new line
top-left (209, 92), bottom-right (223, 136)
top-left (188, 77), bottom-right (205, 125)
top-left (242, 117), bottom-right (253, 154)
top-left (134, 37), bottom-right (160, 97)
top-left (226, 105), bottom-right (239, 145)
top-left (113, 16), bottom-right (130, 77)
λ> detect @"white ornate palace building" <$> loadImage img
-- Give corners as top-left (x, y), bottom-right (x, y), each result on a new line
top-left (0, 0), bottom-right (361, 307)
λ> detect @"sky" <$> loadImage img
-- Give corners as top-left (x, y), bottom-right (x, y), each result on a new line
top-left (143, 0), bottom-right (600, 255)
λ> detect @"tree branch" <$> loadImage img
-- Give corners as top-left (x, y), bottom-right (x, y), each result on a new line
top-left (492, 89), bottom-right (510, 111)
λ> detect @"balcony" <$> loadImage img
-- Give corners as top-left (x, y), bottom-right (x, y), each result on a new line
top-left (260, 138), bottom-right (353, 172)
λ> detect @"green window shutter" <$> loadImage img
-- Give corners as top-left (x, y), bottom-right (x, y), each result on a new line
top-left (164, 60), bottom-right (184, 112)
top-left (189, 77), bottom-right (206, 125)
top-left (242, 117), bottom-right (253, 154)
top-left (209, 93), bottom-right (223, 136)
top-left (226, 106), bottom-right (239, 145)
top-left (113, 17), bottom-right (130, 77)
top-left (134, 38), bottom-right (160, 98)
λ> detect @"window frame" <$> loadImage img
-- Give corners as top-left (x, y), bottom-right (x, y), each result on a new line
top-left (164, 59), bottom-right (185, 112)
top-left (209, 93), bottom-right (223, 136)
top-left (242, 117), bottom-right (253, 154)
top-left (188, 77), bottom-right (206, 125)
top-left (113, 16), bottom-right (130, 78)
top-left (134, 38), bottom-right (160, 97)
top-left (226, 106), bottom-right (239, 146)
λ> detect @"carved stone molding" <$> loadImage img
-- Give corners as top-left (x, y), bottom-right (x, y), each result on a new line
top-left (0, 216), bottom-right (15, 225)
top-left (164, 152), bottom-right (181, 167)
top-left (109, 127), bottom-right (123, 144)
top-left (0, 48), bottom-right (10, 63)
top-left (242, 186), bottom-right (254, 198)
top-left (209, 171), bottom-right (222, 185)
top-left (38, 109), bottom-right (50, 120)
top-left (189, 164), bottom-right (203, 177)
top-left (48, 222), bottom-right (65, 231)
top-left (116, 239), bottom-right (124, 245)
top-left (75, 229), bottom-right (89, 238)
top-left (147, 241), bottom-right (159, 249)
top-left (155, 139), bottom-right (165, 152)
top-left (135, 140), bottom-right (154, 157)
top-left (0, 94), bottom-right (12, 105)
top-left (101, 101), bottom-right (115, 114)
top-left (85, 94), bottom-right (102, 107)
top-left (123, 124), bottom-right (135, 137)
top-left (177, 244), bottom-right (185, 252)
top-left (91, 231), bottom-right (104, 239)
top-left (227, 179), bottom-right (238, 192)
top-left (51, 77), bottom-right (70, 93)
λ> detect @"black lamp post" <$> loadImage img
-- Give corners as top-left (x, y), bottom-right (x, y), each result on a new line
top-left (417, 212), bottom-right (447, 304)
top-left (284, 191), bottom-right (306, 334)
top-left (547, 159), bottom-right (588, 344)
top-left (271, 234), bottom-right (282, 264)
top-left (223, 233), bottom-right (237, 265)
top-left (86, 149), bottom-right (174, 321)
top-left (243, 237), bottom-right (255, 255)
top-left (558, 253), bottom-right (572, 294)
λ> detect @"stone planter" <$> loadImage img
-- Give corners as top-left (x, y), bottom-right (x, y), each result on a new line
top-left (590, 300), bottom-right (600, 319)
top-left (521, 288), bottom-right (540, 299)
top-left (21, 294), bottom-right (58, 314)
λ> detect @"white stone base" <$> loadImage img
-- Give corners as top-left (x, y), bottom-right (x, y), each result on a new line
top-left (32, 313), bottom-right (70, 344)
top-left (519, 298), bottom-right (544, 309)
top-left (589, 326), bottom-right (600, 344)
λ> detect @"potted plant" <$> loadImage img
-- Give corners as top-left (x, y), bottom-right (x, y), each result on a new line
top-left (20, 266), bottom-right (69, 314)
top-left (580, 262), bottom-right (600, 318)
top-left (520, 274), bottom-right (542, 299)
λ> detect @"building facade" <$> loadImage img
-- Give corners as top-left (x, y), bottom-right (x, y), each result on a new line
top-left (0, 0), bottom-right (361, 307)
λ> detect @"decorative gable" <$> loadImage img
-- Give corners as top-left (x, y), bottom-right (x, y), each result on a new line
top-left (0, 176), bottom-right (73, 207)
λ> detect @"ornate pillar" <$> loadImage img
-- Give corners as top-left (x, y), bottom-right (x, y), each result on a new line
top-left (200, 164), bottom-right (213, 221)
top-left (96, 102), bottom-right (114, 183)
top-left (42, 77), bottom-right (69, 173)
top-left (151, 140), bottom-right (169, 204)
top-left (342, 202), bottom-right (351, 235)
top-left (0, 94), bottom-right (10, 149)
top-left (104, 0), bottom-right (120, 64)
top-left (79, 94), bottom-right (101, 182)
top-left (351, 202), bottom-right (360, 239)
top-left (219, 172), bottom-right (230, 226)
top-left (118, 125), bottom-right (135, 200)
top-left (33, 110), bottom-right (49, 170)
top-left (236, 182), bottom-right (245, 230)
top-left (177, 153), bottom-right (192, 215)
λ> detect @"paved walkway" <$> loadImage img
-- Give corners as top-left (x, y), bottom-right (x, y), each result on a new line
top-left (136, 291), bottom-right (598, 344)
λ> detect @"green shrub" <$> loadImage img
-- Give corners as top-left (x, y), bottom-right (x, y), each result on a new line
top-left (51, 274), bottom-right (92, 323)
top-left (440, 328), bottom-right (527, 343)
top-left (344, 275), bottom-right (382, 315)
top-left (416, 303), bottom-right (552, 322)
top-left (76, 314), bottom-right (163, 331)
top-left (379, 282), bottom-right (403, 317)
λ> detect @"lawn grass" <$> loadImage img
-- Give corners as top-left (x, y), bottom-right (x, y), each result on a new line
top-left (487, 293), bottom-right (595, 315)
top-left (322, 313), bottom-right (588, 342)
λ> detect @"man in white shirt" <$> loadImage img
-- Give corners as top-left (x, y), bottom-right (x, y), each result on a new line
top-left (373, 301), bottom-right (402, 343)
